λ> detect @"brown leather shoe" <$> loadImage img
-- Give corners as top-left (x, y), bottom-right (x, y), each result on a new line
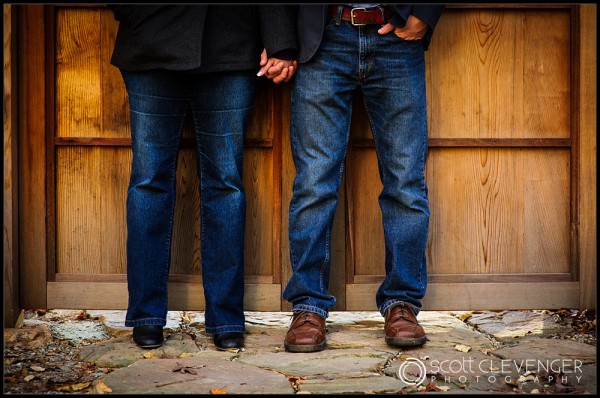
top-left (284, 311), bottom-right (326, 353)
top-left (384, 303), bottom-right (427, 347)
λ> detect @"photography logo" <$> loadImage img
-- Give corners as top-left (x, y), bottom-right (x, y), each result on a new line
top-left (397, 357), bottom-right (427, 386)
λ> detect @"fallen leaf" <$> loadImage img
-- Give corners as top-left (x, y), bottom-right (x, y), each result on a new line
top-left (438, 386), bottom-right (451, 391)
top-left (24, 375), bottom-right (35, 382)
top-left (226, 348), bottom-right (240, 353)
top-left (210, 388), bottom-right (228, 394)
top-left (71, 382), bottom-right (92, 391)
top-left (519, 375), bottom-right (536, 382)
top-left (94, 380), bottom-right (113, 394)
top-left (425, 382), bottom-right (440, 392)
top-left (55, 382), bottom-right (92, 392)
top-left (179, 352), bottom-right (196, 358)
top-left (143, 351), bottom-right (156, 359)
top-left (417, 386), bottom-right (427, 392)
top-left (530, 389), bottom-right (540, 394)
top-left (76, 310), bottom-right (88, 320)
top-left (30, 365), bottom-right (46, 372)
top-left (454, 344), bottom-right (471, 353)
top-left (181, 311), bottom-right (192, 324)
top-left (458, 312), bottom-right (472, 321)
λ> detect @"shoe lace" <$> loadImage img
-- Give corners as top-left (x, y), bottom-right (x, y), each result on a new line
top-left (388, 305), bottom-right (416, 324)
top-left (291, 311), bottom-right (322, 328)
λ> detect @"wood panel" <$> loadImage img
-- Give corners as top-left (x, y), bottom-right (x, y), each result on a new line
top-left (243, 148), bottom-right (274, 277)
top-left (346, 282), bottom-right (580, 311)
top-left (4, 4), bottom-right (20, 327)
top-left (577, 5), bottom-right (596, 308)
top-left (348, 147), bottom-right (571, 277)
top-left (55, 8), bottom-right (128, 138)
top-left (55, 147), bottom-right (129, 274)
top-left (426, 8), bottom-right (570, 139)
top-left (47, 282), bottom-right (281, 311)
top-left (18, 5), bottom-right (47, 308)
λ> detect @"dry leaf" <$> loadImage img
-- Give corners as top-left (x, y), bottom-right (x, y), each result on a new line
top-left (30, 365), bottom-right (46, 372)
top-left (210, 388), bottom-right (228, 394)
top-left (143, 351), bottom-right (156, 359)
top-left (438, 386), bottom-right (451, 391)
top-left (55, 382), bottom-right (91, 392)
top-left (94, 380), bottom-right (113, 394)
top-left (458, 312), bottom-right (472, 321)
top-left (24, 375), bottom-right (35, 382)
top-left (179, 352), bottom-right (196, 358)
top-left (454, 344), bottom-right (471, 353)
top-left (70, 382), bottom-right (91, 391)
top-left (181, 311), bottom-right (192, 324)
top-left (530, 389), bottom-right (540, 394)
top-left (417, 386), bottom-right (427, 392)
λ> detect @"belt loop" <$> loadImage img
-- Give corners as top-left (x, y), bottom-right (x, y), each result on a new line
top-left (335, 5), bottom-right (343, 25)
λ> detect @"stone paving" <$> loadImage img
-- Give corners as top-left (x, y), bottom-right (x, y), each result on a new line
top-left (5, 310), bottom-right (597, 395)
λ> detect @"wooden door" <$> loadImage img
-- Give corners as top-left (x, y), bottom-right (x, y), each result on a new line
top-left (18, 4), bottom-right (595, 311)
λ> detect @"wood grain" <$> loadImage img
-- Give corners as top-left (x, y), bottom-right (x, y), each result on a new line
top-left (55, 8), bottom-right (102, 137)
top-left (18, 5), bottom-right (47, 308)
top-left (4, 4), bottom-right (20, 326)
top-left (346, 282), bottom-right (580, 311)
top-left (427, 9), bottom-right (570, 139)
top-left (47, 282), bottom-right (281, 311)
top-left (577, 5), bottom-right (596, 308)
top-left (55, 147), bottom-right (130, 274)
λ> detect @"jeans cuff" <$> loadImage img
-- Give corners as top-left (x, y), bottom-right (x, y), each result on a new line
top-left (291, 304), bottom-right (328, 319)
top-left (125, 318), bottom-right (166, 327)
top-left (205, 325), bottom-right (246, 335)
top-left (380, 300), bottom-right (421, 317)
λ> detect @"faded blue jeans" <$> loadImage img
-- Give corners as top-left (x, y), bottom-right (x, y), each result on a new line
top-left (283, 18), bottom-right (430, 319)
top-left (121, 70), bottom-right (258, 334)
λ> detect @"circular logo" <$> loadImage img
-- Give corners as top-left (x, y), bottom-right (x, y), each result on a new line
top-left (397, 357), bottom-right (427, 386)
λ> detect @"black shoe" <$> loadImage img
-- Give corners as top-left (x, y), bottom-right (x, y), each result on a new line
top-left (133, 325), bottom-right (164, 348)
top-left (213, 332), bottom-right (244, 350)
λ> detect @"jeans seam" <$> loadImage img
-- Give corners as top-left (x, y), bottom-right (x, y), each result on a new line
top-left (292, 304), bottom-right (328, 319)
top-left (204, 325), bottom-right (246, 334)
top-left (125, 317), bottom-right (166, 327)
top-left (161, 109), bottom-right (186, 314)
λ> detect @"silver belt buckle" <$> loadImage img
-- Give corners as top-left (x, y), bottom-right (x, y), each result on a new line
top-left (350, 7), bottom-right (366, 26)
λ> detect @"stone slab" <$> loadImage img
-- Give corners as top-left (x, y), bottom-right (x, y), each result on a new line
top-left (237, 349), bottom-right (392, 378)
top-left (99, 356), bottom-right (294, 394)
top-left (297, 375), bottom-right (409, 394)
top-left (467, 311), bottom-right (572, 341)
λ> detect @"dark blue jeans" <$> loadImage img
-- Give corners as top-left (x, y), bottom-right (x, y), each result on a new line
top-left (121, 70), bottom-right (258, 334)
top-left (283, 19), bottom-right (430, 318)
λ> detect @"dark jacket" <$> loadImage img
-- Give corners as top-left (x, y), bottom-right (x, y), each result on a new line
top-left (109, 5), bottom-right (297, 72)
top-left (297, 4), bottom-right (445, 63)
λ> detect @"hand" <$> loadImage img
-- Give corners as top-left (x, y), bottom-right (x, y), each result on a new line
top-left (258, 49), bottom-right (297, 84)
top-left (378, 15), bottom-right (428, 40)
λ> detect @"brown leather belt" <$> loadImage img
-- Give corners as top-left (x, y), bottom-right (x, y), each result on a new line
top-left (328, 5), bottom-right (392, 26)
